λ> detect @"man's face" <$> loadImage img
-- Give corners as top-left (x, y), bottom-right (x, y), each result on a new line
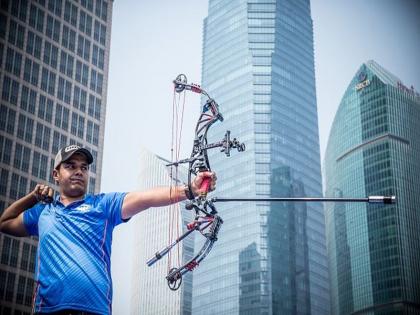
top-left (53, 153), bottom-right (89, 198)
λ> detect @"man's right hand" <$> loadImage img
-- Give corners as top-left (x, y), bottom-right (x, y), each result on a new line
top-left (32, 184), bottom-right (54, 204)
top-left (0, 183), bottom-right (53, 236)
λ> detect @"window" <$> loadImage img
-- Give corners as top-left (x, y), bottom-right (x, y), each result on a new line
top-left (47, 0), bottom-right (62, 17)
top-left (10, 173), bottom-right (28, 201)
top-left (0, 104), bottom-right (16, 135)
top-left (81, 0), bottom-right (93, 12)
top-left (73, 86), bottom-right (87, 112)
top-left (86, 121), bottom-right (100, 146)
top-left (1, 236), bottom-right (12, 264)
top-left (38, 94), bottom-right (54, 123)
top-left (54, 103), bottom-right (69, 130)
top-left (77, 35), bottom-right (91, 61)
top-left (43, 41), bottom-right (59, 68)
top-left (79, 11), bottom-right (92, 36)
top-left (40, 67), bottom-right (56, 96)
top-left (57, 76), bottom-right (72, 104)
top-left (52, 130), bottom-right (67, 153)
top-left (26, 31), bottom-right (42, 59)
top-left (2, 76), bottom-right (20, 105)
top-left (88, 177), bottom-right (96, 194)
top-left (5, 47), bottom-right (22, 77)
top-left (92, 44), bottom-right (104, 69)
top-left (93, 20), bottom-right (107, 46)
top-left (20, 85), bottom-right (37, 114)
top-left (25, 278), bottom-right (34, 305)
top-left (95, 0), bottom-right (108, 22)
top-left (88, 94), bottom-right (101, 119)
top-left (0, 136), bottom-right (13, 164)
top-left (16, 276), bottom-right (26, 304)
top-left (17, 113), bottom-right (34, 143)
top-left (90, 69), bottom-right (103, 94)
top-left (59, 51), bottom-right (74, 78)
top-left (11, 0), bottom-right (28, 22)
top-left (71, 112), bottom-right (85, 139)
top-left (62, 25), bottom-right (76, 52)
top-left (75, 60), bottom-right (89, 86)
top-left (35, 122), bottom-right (51, 150)
top-left (0, 13), bottom-right (7, 38)
top-left (5, 272), bottom-right (15, 301)
top-left (93, 123), bottom-right (99, 145)
top-left (29, 4), bottom-right (45, 32)
top-left (28, 245), bottom-right (36, 272)
top-left (64, 0), bottom-right (77, 26)
top-left (32, 151), bottom-right (49, 180)
top-left (10, 239), bottom-right (20, 266)
top-left (23, 58), bottom-right (40, 86)
top-left (14, 143), bottom-right (31, 172)
top-left (20, 243), bottom-right (30, 271)
top-left (45, 14), bottom-right (61, 42)
top-left (0, 169), bottom-right (9, 194)
top-left (8, 20), bottom-right (25, 49)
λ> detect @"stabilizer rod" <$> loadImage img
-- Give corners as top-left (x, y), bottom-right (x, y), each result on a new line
top-left (210, 196), bottom-right (396, 204)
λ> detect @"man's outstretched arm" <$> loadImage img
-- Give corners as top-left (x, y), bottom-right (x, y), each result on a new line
top-left (121, 171), bottom-right (216, 220)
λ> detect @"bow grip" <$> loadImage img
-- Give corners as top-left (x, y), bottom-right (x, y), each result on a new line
top-left (200, 177), bottom-right (211, 195)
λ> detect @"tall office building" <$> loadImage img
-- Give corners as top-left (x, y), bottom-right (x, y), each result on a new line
top-left (0, 1), bottom-right (112, 313)
top-left (192, 0), bottom-right (329, 314)
top-left (130, 147), bottom-right (194, 315)
top-left (324, 60), bottom-right (420, 314)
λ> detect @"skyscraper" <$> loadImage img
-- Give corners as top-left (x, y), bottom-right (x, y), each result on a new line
top-left (130, 147), bottom-right (194, 315)
top-left (324, 60), bottom-right (420, 314)
top-left (0, 1), bottom-right (112, 313)
top-left (192, 0), bottom-right (329, 314)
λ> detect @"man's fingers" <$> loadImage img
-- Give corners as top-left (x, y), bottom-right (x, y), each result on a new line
top-left (41, 186), bottom-right (47, 194)
top-left (33, 184), bottom-right (54, 203)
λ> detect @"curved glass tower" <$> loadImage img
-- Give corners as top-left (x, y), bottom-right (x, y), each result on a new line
top-left (324, 60), bottom-right (420, 314)
top-left (192, 0), bottom-right (329, 314)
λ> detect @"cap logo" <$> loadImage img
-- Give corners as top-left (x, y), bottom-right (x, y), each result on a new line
top-left (65, 145), bottom-right (80, 152)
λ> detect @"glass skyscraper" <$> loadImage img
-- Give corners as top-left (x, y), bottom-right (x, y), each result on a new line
top-left (324, 60), bottom-right (420, 314)
top-left (130, 147), bottom-right (194, 315)
top-left (0, 0), bottom-right (112, 313)
top-left (192, 0), bottom-right (329, 314)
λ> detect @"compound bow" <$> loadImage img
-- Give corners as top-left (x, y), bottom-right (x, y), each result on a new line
top-left (146, 74), bottom-right (245, 290)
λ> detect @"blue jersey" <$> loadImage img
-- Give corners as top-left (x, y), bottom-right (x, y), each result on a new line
top-left (23, 192), bottom-right (128, 314)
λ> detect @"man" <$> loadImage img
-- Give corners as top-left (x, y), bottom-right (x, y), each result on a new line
top-left (0, 144), bottom-right (216, 315)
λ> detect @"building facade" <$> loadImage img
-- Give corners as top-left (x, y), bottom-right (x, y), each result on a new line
top-left (130, 147), bottom-right (194, 315)
top-left (324, 60), bottom-right (420, 314)
top-left (192, 0), bottom-right (329, 314)
top-left (0, 0), bottom-right (113, 313)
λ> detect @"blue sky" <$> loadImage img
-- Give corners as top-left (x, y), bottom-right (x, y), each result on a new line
top-left (101, 1), bottom-right (419, 313)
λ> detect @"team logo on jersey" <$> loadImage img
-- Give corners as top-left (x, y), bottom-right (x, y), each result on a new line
top-left (76, 204), bottom-right (91, 212)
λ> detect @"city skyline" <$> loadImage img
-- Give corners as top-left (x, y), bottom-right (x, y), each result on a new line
top-left (109, 0), bottom-right (420, 313)
top-left (107, 2), bottom-right (419, 313)
top-left (1, 0), bottom-right (417, 314)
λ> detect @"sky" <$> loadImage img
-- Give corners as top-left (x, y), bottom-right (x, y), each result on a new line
top-left (101, 1), bottom-right (420, 313)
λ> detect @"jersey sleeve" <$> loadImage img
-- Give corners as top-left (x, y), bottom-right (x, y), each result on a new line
top-left (23, 203), bottom-right (46, 236)
top-left (100, 192), bottom-right (128, 226)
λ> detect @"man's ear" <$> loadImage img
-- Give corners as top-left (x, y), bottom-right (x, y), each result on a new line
top-left (52, 168), bottom-right (59, 183)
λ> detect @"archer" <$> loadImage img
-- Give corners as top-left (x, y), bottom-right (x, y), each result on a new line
top-left (0, 144), bottom-right (216, 315)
